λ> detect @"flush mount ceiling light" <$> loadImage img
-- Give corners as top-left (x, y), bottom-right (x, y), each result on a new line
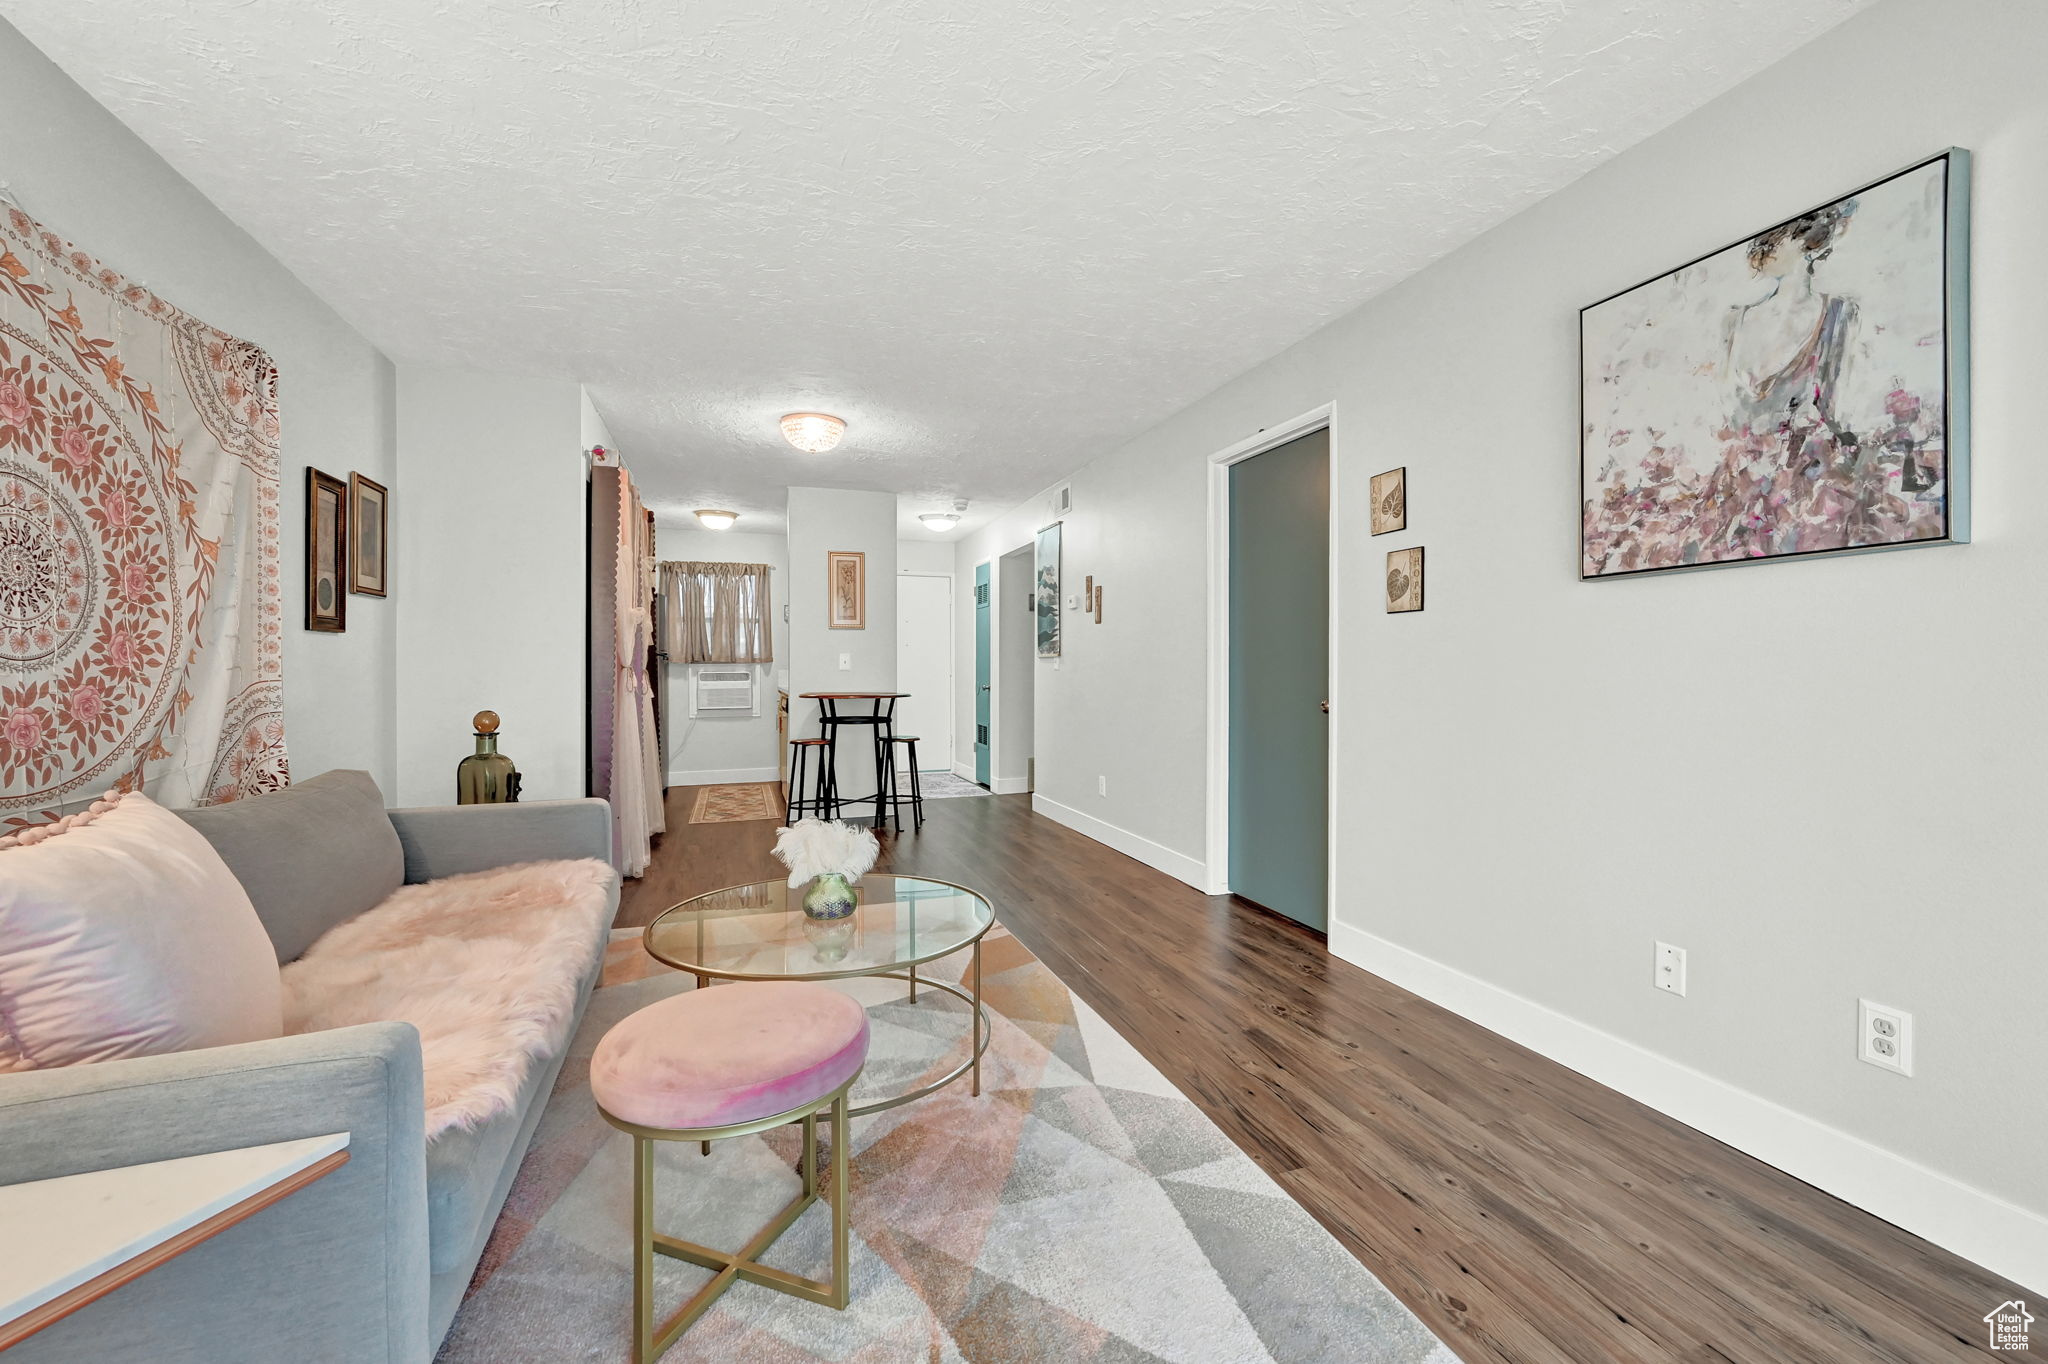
top-left (919, 499), bottom-right (969, 533)
top-left (693, 509), bottom-right (738, 530)
top-left (779, 412), bottom-right (846, 453)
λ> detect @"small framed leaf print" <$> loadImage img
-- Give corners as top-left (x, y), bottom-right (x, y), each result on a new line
top-left (1386, 547), bottom-right (1423, 614)
top-left (1370, 467), bottom-right (1407, 535)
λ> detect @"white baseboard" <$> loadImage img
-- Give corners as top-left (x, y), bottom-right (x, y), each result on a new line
top-left (991, 776), bottom-right (1032, 796)
top-left (666, 766), bottom-right (780, 787)
top-left (952, 762), bottom-right (979, 784)
top-left (1030, 794), bottom-right (1207, 889)
top-left (1328, 919), bottom-right (2048, 1294)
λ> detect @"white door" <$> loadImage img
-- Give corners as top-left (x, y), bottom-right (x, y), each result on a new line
top-left (895, 574), bottom-right (954, 774)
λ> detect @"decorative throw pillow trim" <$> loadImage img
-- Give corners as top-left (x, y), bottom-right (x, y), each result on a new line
top-left (0, 791), bottom-right (126, 852)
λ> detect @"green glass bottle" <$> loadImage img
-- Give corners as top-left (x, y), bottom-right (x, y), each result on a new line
top-left (456, 710), bottom-right (521, 804)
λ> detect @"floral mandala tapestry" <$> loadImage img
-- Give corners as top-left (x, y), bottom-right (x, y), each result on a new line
top-left (0, 204), bottom-right (285, 823)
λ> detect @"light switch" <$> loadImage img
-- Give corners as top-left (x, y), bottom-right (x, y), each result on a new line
top-left (837, 653), bottom-right (851, 671)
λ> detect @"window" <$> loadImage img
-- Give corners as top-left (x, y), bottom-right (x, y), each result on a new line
top-left (658, 561), bottom-right (774, 665)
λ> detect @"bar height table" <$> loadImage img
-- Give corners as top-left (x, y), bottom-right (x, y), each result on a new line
top-left (799, 692), bottom-right (908, 827)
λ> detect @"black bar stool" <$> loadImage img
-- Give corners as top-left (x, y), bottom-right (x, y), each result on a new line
top-left (884, 735), bottom-right (925, 832)
top-left (786, 738), bottom-right (837, 820)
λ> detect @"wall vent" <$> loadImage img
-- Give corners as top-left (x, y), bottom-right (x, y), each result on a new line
top-left (689, 666), bottom-right (759, 717)
top-left (1046, 482), bottom-right (1073, 521)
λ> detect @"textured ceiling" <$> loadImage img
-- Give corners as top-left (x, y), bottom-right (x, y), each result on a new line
top-left (6, 0), bottom-right (1868, 538)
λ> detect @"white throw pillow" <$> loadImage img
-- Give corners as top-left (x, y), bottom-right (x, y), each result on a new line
top-left (0, 791), bottom-right (283, 1070)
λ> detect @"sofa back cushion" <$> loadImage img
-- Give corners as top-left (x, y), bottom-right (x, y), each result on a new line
top-left (0, 792), bottom-right (283, 1070)
top-left (175, 769), bottom-right (405, 963)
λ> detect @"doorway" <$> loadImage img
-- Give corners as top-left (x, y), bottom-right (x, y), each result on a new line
top-left (895, 573), bottom-right (954, 779)
top-left (994, 544), bottom-right (1036, 794)
top-left (1225, 426), bottom-right (1329, 930)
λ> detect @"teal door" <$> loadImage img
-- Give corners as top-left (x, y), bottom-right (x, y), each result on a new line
top-left (974, 562), bottom-right (992, 785)
top-left (1228, 429), bottom-right (1329, 930)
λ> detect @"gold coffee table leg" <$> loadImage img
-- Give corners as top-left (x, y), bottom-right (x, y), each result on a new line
top-left (696, 966), bottom-right (712, 1153)
top-left (908, 960), bottom-right (918, 1003)
top-left (971, 940), bottom-right (983, 1097)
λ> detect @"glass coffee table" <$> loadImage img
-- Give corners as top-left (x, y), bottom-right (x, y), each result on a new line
top-left (643, 874), bottom-right (995, 1116)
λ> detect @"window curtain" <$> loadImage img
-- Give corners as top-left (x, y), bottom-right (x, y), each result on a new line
top-left (659, 561), bottom-right (774, 665)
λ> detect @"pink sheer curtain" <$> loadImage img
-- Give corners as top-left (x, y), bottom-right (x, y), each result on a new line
top-left (589, 465), bottom-right (663, 875)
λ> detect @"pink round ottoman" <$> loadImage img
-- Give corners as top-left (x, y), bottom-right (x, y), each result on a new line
top-left (591, 982), bottom-right (868, 1362)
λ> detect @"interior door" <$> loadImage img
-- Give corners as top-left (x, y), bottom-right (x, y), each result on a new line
top-left (895, 574), bottom-right (953, 774)
top-left (1228, 428), bottom-right (1329, 930)
top-left (974, 562), bottom-right (992, 785)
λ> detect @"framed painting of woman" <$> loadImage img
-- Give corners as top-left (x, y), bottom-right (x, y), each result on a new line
top-left (1580, 149), bottom-right (1970, 580)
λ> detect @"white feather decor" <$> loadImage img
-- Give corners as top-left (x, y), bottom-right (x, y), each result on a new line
top-left (771, 818), bottom-right (880, 887)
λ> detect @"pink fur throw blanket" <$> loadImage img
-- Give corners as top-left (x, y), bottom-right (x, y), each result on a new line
top-left (282, 859), bottom-right (615, 1138)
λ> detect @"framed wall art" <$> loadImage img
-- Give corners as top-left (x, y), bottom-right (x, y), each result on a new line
top-left (306, 467), bottom-right (347, 632)
top-left (1386, 547), bottom-right (1423, 614)
top-left (349, 472), bottom-right (388, 597)
top-left (827, 550), bottom-right (865, 629)
top-left (1370, 467), bottom-right (1406, 535)
top-left (1581, 149), bottom-right (1970, 580)
top-left (1035, 521), bottom-right (1061, 657)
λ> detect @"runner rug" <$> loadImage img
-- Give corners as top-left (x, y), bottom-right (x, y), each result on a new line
top-left (438, 926), bottom-right (1454, 1364)
top-left (688, 782), bottom-right (784, 824)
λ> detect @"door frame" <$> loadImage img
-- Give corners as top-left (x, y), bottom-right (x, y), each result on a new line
top-left (986, 544), bottom-right (1037, 796)
top-left (971, 561), bottom-right (992, 786)
top-left (895, 570), bottom-right (954, 774)
top-left (1204, 402), bottom-right (1338, 918)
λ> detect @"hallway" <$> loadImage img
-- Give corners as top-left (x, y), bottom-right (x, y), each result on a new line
top-left (620, 789), bottom-right (2023, 1364)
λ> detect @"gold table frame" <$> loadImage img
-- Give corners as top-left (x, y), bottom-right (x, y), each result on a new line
top-left (642, 875), bottom-right (994, 1118)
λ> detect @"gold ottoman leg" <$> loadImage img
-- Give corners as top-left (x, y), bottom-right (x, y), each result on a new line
top-left (633, 1135), bottom-right (656, 1364)
top-left (829, 1092), bottom-right (851, 1309)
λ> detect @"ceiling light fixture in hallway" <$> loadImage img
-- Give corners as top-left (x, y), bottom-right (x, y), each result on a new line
top-left (693, 509), bottom-right (738, 530)
top-left (780, 412), bottom-right (845, 453)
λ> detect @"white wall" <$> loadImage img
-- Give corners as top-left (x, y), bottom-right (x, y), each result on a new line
top-left (652, 523), bottom-right (790, 785)
top-left (0, 18), bottom-right (399, 794)
top-left (787, 488), bottom-right (897, 802)
top-left (580, 387), bottom-right (618, 455)
top-left (952, 0), bottom-right (2048, 1289)
top-left (896, 539), bottom-right (956, 575)
top-left (394, 367), bottom-right (585, 806)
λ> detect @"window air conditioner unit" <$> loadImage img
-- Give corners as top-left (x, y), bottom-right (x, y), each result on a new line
top-left (689, 667), bottom-right (759, 717)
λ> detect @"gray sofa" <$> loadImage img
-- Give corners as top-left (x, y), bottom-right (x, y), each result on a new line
top-left (0, 771), bottom-right (618, 1363)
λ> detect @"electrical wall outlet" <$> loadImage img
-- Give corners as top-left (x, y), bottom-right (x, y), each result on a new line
top-left (1654, 941), bottom-right (1686, 996)
top-left (1097, 775), bottom-right (1107, 797)
top-left (1859, 999), bottom-right (1913, 1076)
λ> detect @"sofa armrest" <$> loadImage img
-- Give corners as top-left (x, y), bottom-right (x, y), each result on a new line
top-left (384, 798), bottom-right (613, 882)
top-left (0, 1024), bottom-right (430, 1364)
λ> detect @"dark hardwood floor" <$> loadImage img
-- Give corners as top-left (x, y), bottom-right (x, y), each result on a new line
top-left (620, 786), bottom-right (2031, 1363)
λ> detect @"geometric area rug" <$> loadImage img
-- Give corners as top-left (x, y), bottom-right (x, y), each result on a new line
top-left (438, 926), bottom-right (1456, 1364)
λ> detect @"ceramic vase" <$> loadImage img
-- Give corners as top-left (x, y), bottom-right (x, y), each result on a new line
top-left (802, 872), bottom-right (858, 920)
